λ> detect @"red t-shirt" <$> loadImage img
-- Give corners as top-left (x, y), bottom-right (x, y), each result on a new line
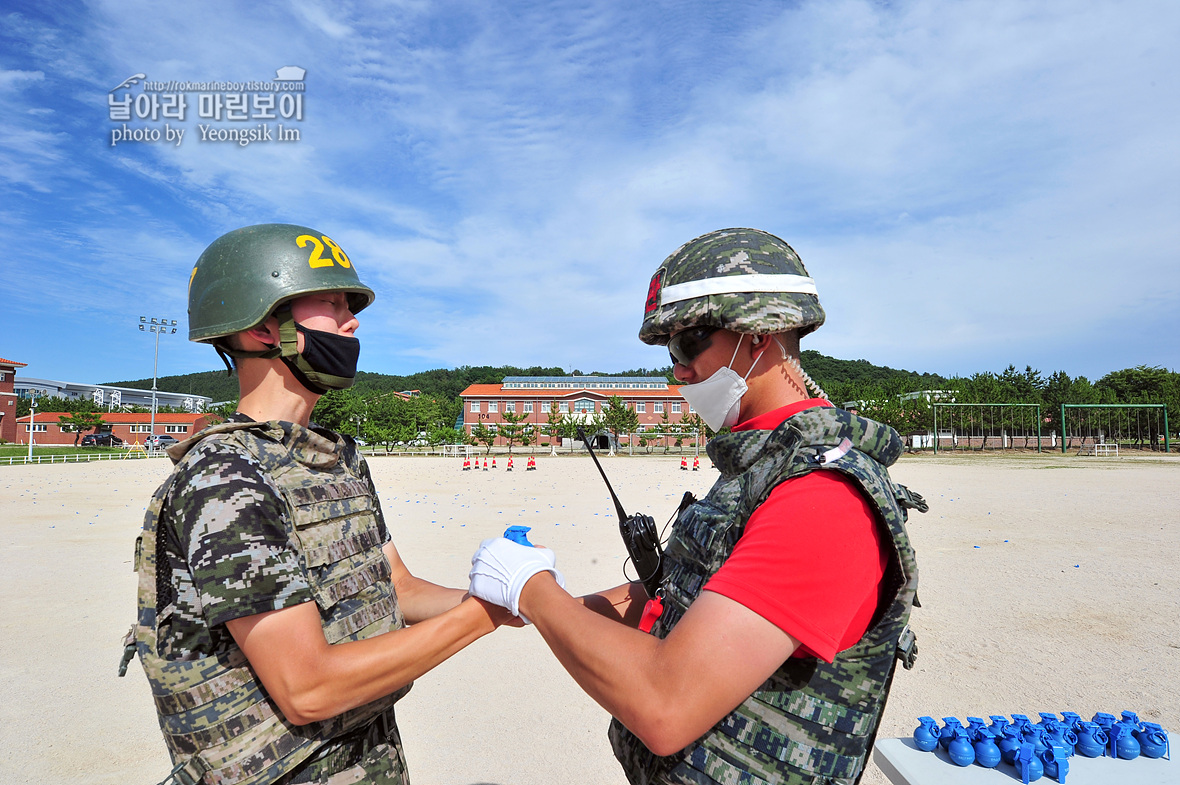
top-left (702, 400), bottom-right (887, 663)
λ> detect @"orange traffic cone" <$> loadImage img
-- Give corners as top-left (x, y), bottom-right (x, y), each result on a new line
top-left (482, 459), bottom-right (488, 471)
top-left (527, 456), bottom-right (536, 471)
top-left (506, 456), bottom-right (513, 471)
top-left (692, 456), bottom-right (700, 471)
top-left (680, 456), bottom-right (688, 470)
top-left (491, 457), bottom-right (498, 469)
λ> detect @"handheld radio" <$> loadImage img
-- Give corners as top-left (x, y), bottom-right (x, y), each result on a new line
top-left (577, 427), bottom-right (664, 599)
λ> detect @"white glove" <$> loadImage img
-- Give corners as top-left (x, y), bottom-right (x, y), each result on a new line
top-left (469, 537), bottom-right (565, 622)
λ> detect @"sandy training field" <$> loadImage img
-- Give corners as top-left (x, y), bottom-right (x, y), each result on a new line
top-left (1, 451), bottom-right (1177, 785)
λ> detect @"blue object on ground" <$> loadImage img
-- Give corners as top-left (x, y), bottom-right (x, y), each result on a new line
top-left (503, 525), bottom-right (534, 546)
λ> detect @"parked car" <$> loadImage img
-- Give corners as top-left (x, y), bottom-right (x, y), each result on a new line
top-left (81, 432), bottom-right (124, 447)
top-left (145, 434), bottom-right (180, 448)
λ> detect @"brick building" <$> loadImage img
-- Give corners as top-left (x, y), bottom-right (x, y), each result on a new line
top-left (0, 357), bottom-right (28, 444)
top-left (459, 376), bottom-right (691, 445)
top-left (14, 411), bottom-right (220, 446)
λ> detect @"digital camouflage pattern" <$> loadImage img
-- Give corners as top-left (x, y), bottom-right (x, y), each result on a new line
top-left (639, 228), bottom-right (826, 346)
top-left (131, 418), bottom-right (410, 785)
top-left (609, 406), bottom-right (922, 785)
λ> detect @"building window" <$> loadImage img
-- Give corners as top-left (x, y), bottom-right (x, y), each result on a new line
top-left (559, 402), bottom-right (569, 413)
top-left (165, 425), bottom-right (188, 434)
top-left (26, 424), bottom-right (48, 432)
top-left (488, 423), bottom-right (498, 432)
top-left (635, 402), bottom-right (645, 413)
top-left (470, 402), bottom-right (481, 413)
top-left (505, 402), bottom-right (515, 413)
top-left (574, 400), bottom-right (595, 413)
top-left (523, 402), bottom-right (533, 413)
top-left (488, 402), bottom-right (498, 413)
top-left (654, 402), bottom-right (664, 413)
top-left (671, 402), bottom-right (682, 413)
top-left (131, 425), bottom-right (153, 433)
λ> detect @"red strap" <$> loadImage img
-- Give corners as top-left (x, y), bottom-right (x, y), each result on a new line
top-left (638, 596), bottom-right (664, 633)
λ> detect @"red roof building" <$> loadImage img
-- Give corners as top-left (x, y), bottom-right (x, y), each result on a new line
top-left (460, 376), bottom-right (692, 446)
top-left (14, 411), bottom-right (220, 446)
top-left (0, 357), bottom-right (29, 444)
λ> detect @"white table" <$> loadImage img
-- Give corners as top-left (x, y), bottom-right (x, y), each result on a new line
top-left (874, 737), bottom-right (1175, 784)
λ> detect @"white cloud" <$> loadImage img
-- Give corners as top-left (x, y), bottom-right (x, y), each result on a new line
top-left (2, 0), bottom-right (1178, 383)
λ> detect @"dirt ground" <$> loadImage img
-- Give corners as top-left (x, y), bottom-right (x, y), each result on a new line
top-left (1, 451), bottom-right (1177, 784)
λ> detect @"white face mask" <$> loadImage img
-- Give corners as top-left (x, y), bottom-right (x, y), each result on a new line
top-left (678, 334), bottom-right (764, 431)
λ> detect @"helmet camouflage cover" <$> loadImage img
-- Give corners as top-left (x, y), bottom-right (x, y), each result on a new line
top-left (639, 228), bottom-right (825, 345)
top-left (188, 223), bottom-right (375, 342)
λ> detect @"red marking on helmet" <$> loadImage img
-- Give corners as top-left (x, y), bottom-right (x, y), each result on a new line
top-left (645, 269), bottom-right (665, 316)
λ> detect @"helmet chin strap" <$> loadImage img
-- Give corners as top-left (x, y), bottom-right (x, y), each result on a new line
top-left (213, 306), bottom-right (355, 394)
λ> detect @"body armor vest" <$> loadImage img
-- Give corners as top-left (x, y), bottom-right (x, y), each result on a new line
top-left (610, 407), bottom-right (921, 785)
top-left (130, 421), bottom-right (410, 785)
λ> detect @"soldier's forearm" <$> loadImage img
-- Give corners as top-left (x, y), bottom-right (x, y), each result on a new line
top-left (395, 575), bottom-right (468, 624)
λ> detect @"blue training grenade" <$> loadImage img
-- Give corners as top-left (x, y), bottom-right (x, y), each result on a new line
top-left (913, 717), bottom-right (939, 752)
top-left (1136, 722), bottom-right (1170, 759)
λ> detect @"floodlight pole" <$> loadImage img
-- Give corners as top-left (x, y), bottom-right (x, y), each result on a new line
top-left (139, 316), bottom-right (178, 450)
top-left (26, 394), bottom-right (36, 461)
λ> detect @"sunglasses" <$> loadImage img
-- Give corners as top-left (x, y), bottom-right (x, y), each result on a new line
top-left (668, 326), bottom-right (718, 366)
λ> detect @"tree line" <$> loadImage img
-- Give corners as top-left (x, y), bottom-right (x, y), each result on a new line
top-left (24, 358), bottom-right (1177, 450)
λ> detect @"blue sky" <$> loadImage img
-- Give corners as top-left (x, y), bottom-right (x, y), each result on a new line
top-left (2, 0), bottom-right (1177, 387)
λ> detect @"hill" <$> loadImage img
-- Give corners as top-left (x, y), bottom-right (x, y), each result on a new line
top-left (106, 353), bottom-right (939, 403)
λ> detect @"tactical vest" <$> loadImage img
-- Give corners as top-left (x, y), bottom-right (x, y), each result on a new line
top-left (610, 407), bottom-right (921, 785)
top-left (128, 421), bottom-right (410, 785)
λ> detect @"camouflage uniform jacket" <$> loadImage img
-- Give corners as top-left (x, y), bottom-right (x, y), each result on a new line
top-left (609, 406), bottom-right (921, 785)
top-left (131, 419), bottom-right (411, 785)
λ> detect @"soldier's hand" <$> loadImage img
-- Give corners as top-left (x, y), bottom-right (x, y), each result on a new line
top-left (469, 538), bottom-right (565, 623)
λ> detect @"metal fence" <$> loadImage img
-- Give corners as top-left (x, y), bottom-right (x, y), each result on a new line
top-left (0, 451), bottom-right (164, 466)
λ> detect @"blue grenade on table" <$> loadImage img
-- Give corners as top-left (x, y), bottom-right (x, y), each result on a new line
top-left (1074, 721), bottom-right (1107, 758)
top-left (989, 715), bottom-right (1010, 739)
top-left (1017, 740), bottom-right (1044, 783)
top-left (999, 724), bottom-right (1024, 765)
top-left (1041, 743), bottom-right (1070, 783)
top-left (1040, 713), bottom-right (1077, 756)
top-left (947, 727), bottom-right (976, 767)
top-left (940, 717), bottom-right (963, 750)
top-left (1024, 723), bottom-right (1050, 759)
top-left (1136, 721), bottom-right (1170, 759)
top-left (1109, 719), bottom-right (1141, 760)
top-left (913, 716), bottom-right (940, 752)
top-left (972, 726), bottom-right (1002, 768)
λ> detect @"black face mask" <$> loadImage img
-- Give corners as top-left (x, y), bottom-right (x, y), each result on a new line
top-left (281, 322), bottom-right (360, 394)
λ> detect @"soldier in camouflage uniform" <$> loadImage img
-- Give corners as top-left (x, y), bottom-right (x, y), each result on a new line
top-left (470, 228), bottom-right (924, 784)
top-left (122, 224), bottom-right (514, 785)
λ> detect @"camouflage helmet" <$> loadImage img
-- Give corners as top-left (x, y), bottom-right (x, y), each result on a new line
top-left (188, 223), bottom-right (375, 342)
top-left (639, 228), bottom-right (825, 345)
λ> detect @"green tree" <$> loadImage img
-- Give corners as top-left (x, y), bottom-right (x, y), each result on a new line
top-left (472, 422), bottom-right (497, 454)
top-left (499, 409), bottom-right (529, 454)
top-left (558, 415), bottom-right (583, 453)
top-left (58, 411), bottom-right (106, 445)
top-left (680, 411), bottom-right (710, 444)
top-left (211, 399), bottom-right (239, 420)
top-left (543, 401), bottom-right (564, 455)
top-left (602, 396), bottom-right (639, 454)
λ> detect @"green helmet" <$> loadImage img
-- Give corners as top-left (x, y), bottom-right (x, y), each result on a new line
top-left (188, 223), bottom-right (375, 343)
top-left (639, 228), bottom-right (825, 345)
